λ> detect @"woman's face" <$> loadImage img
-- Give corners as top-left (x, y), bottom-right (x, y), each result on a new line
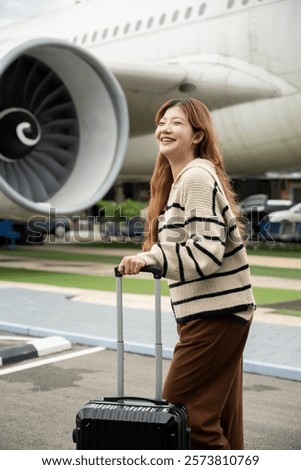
top-left (155, 105), bottom-right (200, 160)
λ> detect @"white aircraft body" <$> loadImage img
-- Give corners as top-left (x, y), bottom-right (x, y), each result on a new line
top-left (0, 0), bottom-right (300, 220)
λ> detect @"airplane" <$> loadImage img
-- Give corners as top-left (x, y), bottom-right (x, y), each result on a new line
top-left (0, 0), bottom-right (300, 223)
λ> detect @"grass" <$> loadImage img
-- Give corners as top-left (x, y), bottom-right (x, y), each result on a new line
top-left (0, 247), bottom-right (122, 265)
top-left (0, 267), bottom-right (300, 309)
top-left (252, 286), bottom-right (301, 305)
top-left (247, 243), bottom-right (301, 258)
top-left (2, 247), bottom-right (301, 280)
top-left (0, 267), bottom-right (170, 296)
top-left (250, 265), bottom-right (301, 279)
top-left (1, 242), bottom-right (300, 314)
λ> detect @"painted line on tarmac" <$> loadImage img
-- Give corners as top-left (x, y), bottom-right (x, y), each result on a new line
top-left (0, 346), bottom-right (105, 376)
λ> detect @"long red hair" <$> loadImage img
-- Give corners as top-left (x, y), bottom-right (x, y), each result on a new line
top-left (142, 98), bottom-right (243, 251)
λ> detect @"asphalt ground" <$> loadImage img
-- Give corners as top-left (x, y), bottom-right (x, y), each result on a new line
top-left (0, 341), bottom-right (300, 450)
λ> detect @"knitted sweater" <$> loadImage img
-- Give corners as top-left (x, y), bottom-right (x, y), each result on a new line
top-left (138, 158), bottom-right (256, 324)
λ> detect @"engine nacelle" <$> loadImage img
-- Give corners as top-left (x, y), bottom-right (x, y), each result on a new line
top-left (0, 38), bottom-right (129, 220)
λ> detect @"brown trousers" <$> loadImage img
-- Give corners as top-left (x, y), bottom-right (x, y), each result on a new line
top-left (162, 315), bottom-right (252, 450)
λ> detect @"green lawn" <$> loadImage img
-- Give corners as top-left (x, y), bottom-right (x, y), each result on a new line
top-left (0, 247), bottom-right (122, 265)
top-left (0, 267), bottom-right (170, 295)
top-left (247, 244), bottom-right (301, 258)
top-left (252, 286), bottom-right (301, 305)
top-left (0, 267), bottom-right (300, 310)
top-left (250, 265), bottom-right (301, 279)
top-left (1, 243), bottom-right (300, 315)
top-left (2, 247), bottom-right (301, 280)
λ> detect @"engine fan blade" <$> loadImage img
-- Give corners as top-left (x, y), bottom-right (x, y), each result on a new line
top-left (18, 159), bottom-right (49, 201)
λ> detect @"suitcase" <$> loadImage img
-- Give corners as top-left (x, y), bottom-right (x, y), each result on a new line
top-left (72, 265), bottom-right (191, 450)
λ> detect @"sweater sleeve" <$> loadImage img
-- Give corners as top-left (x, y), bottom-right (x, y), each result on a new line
top-left (138, 169), bottom-right (227, 282)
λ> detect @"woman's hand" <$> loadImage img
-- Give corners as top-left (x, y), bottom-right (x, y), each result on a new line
top-left (118, 255), bottom-right (146, 275)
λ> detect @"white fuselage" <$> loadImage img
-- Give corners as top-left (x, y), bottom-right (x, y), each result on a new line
top-left (1, 0), bottom-right (301, 179)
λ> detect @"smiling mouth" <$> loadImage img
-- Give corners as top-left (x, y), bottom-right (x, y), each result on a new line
top-left (161, 137), bottom-right (175, 142)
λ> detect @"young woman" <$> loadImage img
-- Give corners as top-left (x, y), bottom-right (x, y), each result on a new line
top-left (118, 98), bottom-right (255, 450)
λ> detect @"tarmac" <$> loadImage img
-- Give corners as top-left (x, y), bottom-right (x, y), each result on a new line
top-left (0, 238), bottom-right (301, 382)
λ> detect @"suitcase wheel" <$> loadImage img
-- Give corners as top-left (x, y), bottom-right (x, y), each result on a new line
top-left (72, 428), bottom-right (78, 444)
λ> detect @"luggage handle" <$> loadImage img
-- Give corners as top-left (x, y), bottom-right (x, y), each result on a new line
top-left (114, 265), bottom-right (163, 401)
top-left (114, 265), bottom-right (162, 279)
top-left (101, 396), bottom-right (167, 406)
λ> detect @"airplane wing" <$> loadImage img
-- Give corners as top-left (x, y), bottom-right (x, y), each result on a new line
top-left (110, 56), bottom-right (295, 135)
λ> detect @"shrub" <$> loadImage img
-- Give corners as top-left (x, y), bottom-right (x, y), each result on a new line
top-left (97, 199), bottom-right (146, 221)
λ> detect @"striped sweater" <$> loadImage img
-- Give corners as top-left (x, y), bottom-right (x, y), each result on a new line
top-left (138, 158), bottom-right (255, 324)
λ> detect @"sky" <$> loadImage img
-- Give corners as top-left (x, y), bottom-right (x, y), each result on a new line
top-left (0, 0), bottom-right (77, 26)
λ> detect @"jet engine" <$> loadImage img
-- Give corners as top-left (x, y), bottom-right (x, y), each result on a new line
top-left (0, 38), bottom-right (129, 221)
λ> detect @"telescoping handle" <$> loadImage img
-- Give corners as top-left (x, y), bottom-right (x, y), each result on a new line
top-left (114, 265), bottom-right (162, 401)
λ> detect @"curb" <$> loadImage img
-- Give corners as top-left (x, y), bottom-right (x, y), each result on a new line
top-left (0, 336), bottom-right (72, 366)
top-left (0, 322), bottom-right (300, 382)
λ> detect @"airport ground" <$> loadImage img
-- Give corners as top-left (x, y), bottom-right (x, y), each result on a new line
top-left (0, 235), bottom-right (300, 451)
top-left (0, 341), bottom-right (300, 451)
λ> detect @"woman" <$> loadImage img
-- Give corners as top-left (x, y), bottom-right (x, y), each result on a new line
top-left (118, 98), bottom-right (255, 450)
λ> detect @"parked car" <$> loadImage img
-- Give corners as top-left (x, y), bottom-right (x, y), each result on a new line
top-left (238, 194), bottom-right (294, 240)
top-left (238, 194), bottom-right (269, 214)
top-left (268, 202), bottom-right (301, 223)
top-left (260, 203), bottom-right (301, 242)
top-left (239, 194), bottom-right (293, 215)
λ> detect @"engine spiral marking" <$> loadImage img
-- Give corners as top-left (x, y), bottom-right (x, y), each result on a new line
top-left (0, 107), bottom-right (41, 162)
top-left (16, 122), bottom-right (41, 147)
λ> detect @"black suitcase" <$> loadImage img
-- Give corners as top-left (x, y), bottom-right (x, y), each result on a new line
top-left (73, 265), bottom-right (191, 450)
